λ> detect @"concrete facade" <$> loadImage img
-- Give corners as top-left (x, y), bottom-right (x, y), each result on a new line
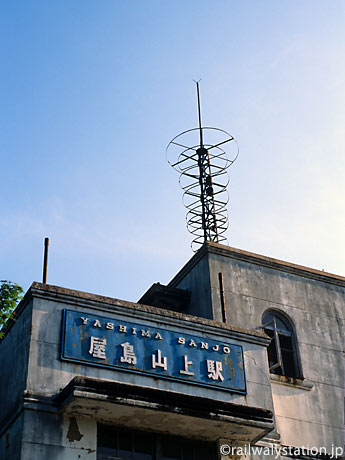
top-left (0, 242), bottom-right (344, 459)
top-left (170, 243), bottom-right (345, 453)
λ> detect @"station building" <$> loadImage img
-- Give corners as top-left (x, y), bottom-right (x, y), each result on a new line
top-left (0, 241), bottom-right (344, 459)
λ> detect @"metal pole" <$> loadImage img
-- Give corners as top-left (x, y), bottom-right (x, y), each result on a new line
top-left (42, 237), bottom-right (49, 284)
top-left (196, 81), bottom-right (204, 148)
top-left (218, 272), bottom-right (227, 323)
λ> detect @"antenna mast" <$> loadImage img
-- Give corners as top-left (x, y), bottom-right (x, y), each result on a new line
top-left (166, 82), bottom-right (239, 251)
top-left (195, 82), bottom-right (219, 243)
top-left (196, 81), bottom-right (203, 147)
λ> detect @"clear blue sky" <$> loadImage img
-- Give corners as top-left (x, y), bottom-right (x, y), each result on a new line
top-left (1, 1), bottom-right (345, 301)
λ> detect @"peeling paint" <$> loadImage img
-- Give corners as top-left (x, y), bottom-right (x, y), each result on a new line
top-left (67, 416), bottom-right (83, 442)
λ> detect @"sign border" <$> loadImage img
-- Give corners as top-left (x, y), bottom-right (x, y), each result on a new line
top-left (60, 309), bottom-right (247, 394)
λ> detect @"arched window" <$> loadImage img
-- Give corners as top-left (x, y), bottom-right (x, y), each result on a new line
top-left (262, 310), bottom-right (301, 378)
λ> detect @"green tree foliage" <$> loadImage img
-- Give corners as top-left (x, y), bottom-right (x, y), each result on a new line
top-left (0, 280), bottom-right (24, 339)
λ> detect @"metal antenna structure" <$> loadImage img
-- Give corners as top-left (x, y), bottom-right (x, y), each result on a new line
top-left (166, 82), bottom-right (239, 251)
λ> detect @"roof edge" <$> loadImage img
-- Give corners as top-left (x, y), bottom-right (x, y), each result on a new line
top-left (208, 242), bottom-right (345, 286)
top-left (169, 242), bottom-right (345, 288)
top-left (27, 281), bottom-right (268, 342)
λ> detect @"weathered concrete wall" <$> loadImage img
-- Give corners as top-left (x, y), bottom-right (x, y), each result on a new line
top-left (0, 300), bottom-right (32, 460)
top-left (0, 413), bottom-right (23, 460)
top-left (169, 252), bottom-right (213, 319)
top-left (21, 412), bottom-right (96, 460)
top-left (10, 241), bottom-right (343, 457)
top-left (26, 290), bottom-right (273, 411)
top-left (15, 282), bottom-right (274, 456)
top-left (205, 244), bottom-right (345, 451)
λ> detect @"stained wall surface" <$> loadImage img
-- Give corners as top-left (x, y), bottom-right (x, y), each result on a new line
top-left (2, 242), bottom-right (343, 459)
top-left (1, 280), bottom-right (274, 459)
top-left (0, 301), bottom-right (32, 460)
top-left (172, 243), bottom-right (345, 451)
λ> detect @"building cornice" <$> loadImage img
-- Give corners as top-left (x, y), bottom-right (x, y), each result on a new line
top-left (27, 282), bottom-right (269, 345)
top-left (170, 242), bottom-right (345, 288)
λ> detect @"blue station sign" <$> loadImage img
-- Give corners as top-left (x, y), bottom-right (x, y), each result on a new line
top-left (61, 309), bottom-right (246, 394)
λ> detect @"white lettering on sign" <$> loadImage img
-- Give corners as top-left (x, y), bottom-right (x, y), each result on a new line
top-left (89, 337), bottom-right (106, 359)
top-left (179, 355), bottom-right (194, 376)
top-left (79, 318), bottom-right (238, 360)
top-left (152, 349), bottom-right (167, 371)
top-left (68, 311), bottom-right (246, 392)
top-left (207, 360), bottom-right (224, 381)
top-left (141, 330), bottom-right (151, 338)
top-left (175, 336), bottom-right (229, 354)
top-left (120, 342), bottom-right (137, 365)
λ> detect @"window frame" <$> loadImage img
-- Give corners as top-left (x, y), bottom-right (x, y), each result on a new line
top-left (96, 423), bottom-right (218, 460)
top-left (262, 309), bottom-right (302, 379)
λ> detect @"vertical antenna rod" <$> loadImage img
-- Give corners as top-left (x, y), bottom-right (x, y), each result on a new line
top-left (42, 237), bottom-right (49, 284)
top-left (195, 81), bottom-right (218, 243)
top-left (195, 81), bottom-right (204, 148)
top-left (166, 82), bottom-right (239, 251)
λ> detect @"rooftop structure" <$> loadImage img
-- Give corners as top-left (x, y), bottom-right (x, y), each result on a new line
top-left (1, 242), bottom-right (344, 459)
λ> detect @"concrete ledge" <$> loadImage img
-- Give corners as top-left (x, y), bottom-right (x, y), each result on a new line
top-left (169, 242), bottom-right (345, 288)
top-left (53, 376), bottom-right (274, 444)
top-left (1, 281), bottom-right (269, 345)
top-left (22, 282), bottom-right (269, 345)
top-left (270, 374), bottom-right (313, 391)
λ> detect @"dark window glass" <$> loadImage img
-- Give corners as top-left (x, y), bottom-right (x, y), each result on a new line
top-left (279, 334), bottom-right (293, 350)
top-left (275, 317), bottom-right (289, 332)
top-left (134, 433), bottom-right (154, 460)
top-left (267, 337), bottom-right (278, 369)
top-left (118, 431), bottom-right (132, 458)
top-left (182, 444), bottom-right (194, 460)
top-left (98, 424), bottom-right (118, 460)
top-left (194, 442), bottom-right (217, 460)
top-left (97, 425), bottom-right (216, 460)
top-left (262, 310), bottom-right (301, 379)
top-left (97, 448), bottom-right (118, 460)
top-left (281, 348), bottom-right (296, 377)
top-left (161, 436), bottom-right (182, 459)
